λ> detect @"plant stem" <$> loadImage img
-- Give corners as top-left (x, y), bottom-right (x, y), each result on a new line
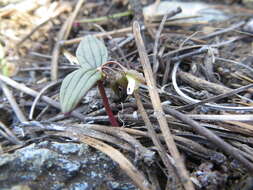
top-left (97, 81), bottom-right (119, 127)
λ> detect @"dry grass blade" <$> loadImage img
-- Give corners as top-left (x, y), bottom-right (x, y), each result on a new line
top-left (0, 74), bottom-right (85, 121)
top-left (152, 7), bottom-right (182, 80)
top-left (134, 91), bottom-right (178, 189)
top-left (178, 71), bottom-right (231, 94)
top-left (132, 21), bottom-right (195, 190)
top-left (85, 124), bottom-right (155, 163)
top-left (223, 121), bottom-right (253, 136)
top-left (197, 21), bottom-right (245, 40)
top-left (0, 81), bottom-right (27, 122)
top-left (62, 23), bottom-right (166, 46)
top-left (163, 107), bottom-right (253, 173)
top-left (58, 132), bottom-right (155, 190)
top-left (62, 26), bottom-right (133, 46)
top-left (29, 80), bottom-right (61, 120)
top-left (170, 114), bottom-right (253, 121)
top-left (177, 83), bottom-right (253, 111)
top-left (0, 121), bottom-right (22, 145)
top-left (17, 3), bottom-right (70, 48)
top-left (51, 0), bottom-right (85, 81)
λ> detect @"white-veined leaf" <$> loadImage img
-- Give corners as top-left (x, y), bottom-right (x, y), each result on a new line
top-left (60, 68), bottom-right (102, 113)
top-left (76, 35), bottom-right (108, 69)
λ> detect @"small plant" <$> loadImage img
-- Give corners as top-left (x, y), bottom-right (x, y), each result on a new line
top-left (0, 43), bottom-right (17, 77)
top-left (60, 35), bottom-right (144, 127)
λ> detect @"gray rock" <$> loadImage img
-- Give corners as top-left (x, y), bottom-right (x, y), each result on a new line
top-left (50, 183), bottom-right (65, 190)
top-left (0, 144), bottom-right (58, 183)
top-left (107, 181), bottom-right (138, 190)
top-left (69, 182), bottom-right (90, 190)
top-left (50, 142), bottom-right (82, 155)
top-left (0, 141), bottom-right (138, 190)
top-left (54, 158), bottom-right (81, 180)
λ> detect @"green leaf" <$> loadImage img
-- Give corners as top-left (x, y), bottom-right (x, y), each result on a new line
top-left (0, 43), bottom-right (5, 60)
top-left (76, 35), bottom-right (108, 70)
top-left (60, 68), bottom-right (102, 113)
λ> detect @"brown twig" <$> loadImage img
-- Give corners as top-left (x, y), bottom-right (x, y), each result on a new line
top-left (0, 121), bottom-right (22, 145)
top-left (29, 80), bottom-right (61, 120)
top-left (166, 37), bottom-right (241, 62)
top-left (81, 113), bottom-right (253, 124)
top-left (134, 91), bottom-right (179, 189)
top-left (163, 107), bottom-right (253, 173)
top-left (92, 24), bottom-right (131, 68)
top-left (152, 7), bottom-right (182, 80)
top-left (178, 71), bottom-right (231, 94)
top-left (0, 74), bottom-right (85, 121)
top-left (133, 21), bottom-right (195, 190)
top-left (62, 26), bottom-right (134, 46)
top-left (162, 60), bottom-right (171, 85)
top-left (172, 62), bottom-right (253, 111)
top-left (177, 83), bottom-right (253, 111)
top-left (198, 21), bottom-right (245, 40)
top-left (62, 23), bottom-right (167, 46)
top-left (0, 81), bottom-right (27, 122)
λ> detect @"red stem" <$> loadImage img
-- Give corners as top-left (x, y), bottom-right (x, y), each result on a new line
top-left (97, 81), bottom-right (119, 127)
